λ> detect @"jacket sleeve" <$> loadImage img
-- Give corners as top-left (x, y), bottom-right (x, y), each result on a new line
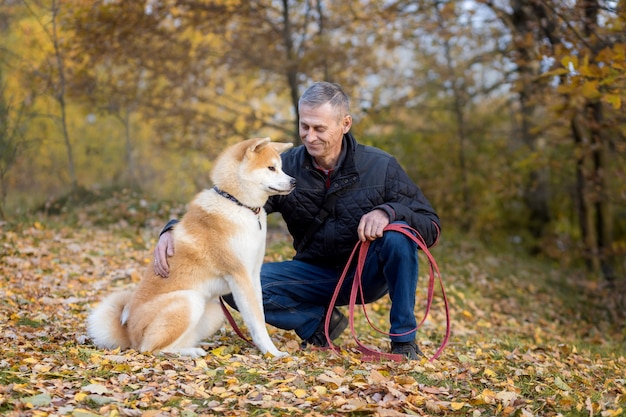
top-left (159, 219), bottom-right (180, 236)
top-left (379, 157), bottom-right (441, 247)
top-left (264, 195), bottom-right (281, 214)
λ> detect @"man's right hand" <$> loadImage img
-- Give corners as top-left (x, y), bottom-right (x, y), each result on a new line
top-left (154, 230), bottom-right (175, 277)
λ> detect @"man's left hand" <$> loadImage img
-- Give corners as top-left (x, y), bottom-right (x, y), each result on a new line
top-left (357, 209), bottom-right (390, 242)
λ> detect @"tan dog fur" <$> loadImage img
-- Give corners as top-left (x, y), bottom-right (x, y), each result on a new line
top-left (87, 138), bottom-right (294, 358)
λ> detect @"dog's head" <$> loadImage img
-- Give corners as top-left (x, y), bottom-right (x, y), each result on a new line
top-left (212, 137), bottom-right (296, 201)
top-left (243, 137), bottom-right (296, 196)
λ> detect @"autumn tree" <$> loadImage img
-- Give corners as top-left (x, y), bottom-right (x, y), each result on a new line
top-left (0, 73), bottom-right (28, 218)
top-left (364, 1), bottom-right (514, 236)
top-left (483, 0), bottom-right (626, 277)
top-left (9, 0), bottom-right (91, 197)
top-left (523, 0), bottom-right (626, 279)
top-left (0, 1), bottom-right (34, 216)
top-left (67, 1), bottom-right (416, 147)
top-left (22, 0), bottom-right (79, 190)
top-left (3, 0), bottom-right (625, 278)
top-left (558, 0), bottom-right (626, 280)
top-left (478, 0), bottom-right (562, 253)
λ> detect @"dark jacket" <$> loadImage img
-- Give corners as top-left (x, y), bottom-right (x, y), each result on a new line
top-left (265, 133), bottom-right (440, 268)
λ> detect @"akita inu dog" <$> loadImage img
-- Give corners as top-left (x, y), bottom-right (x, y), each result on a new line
top-left (87, 138), bottom-right (295, 358)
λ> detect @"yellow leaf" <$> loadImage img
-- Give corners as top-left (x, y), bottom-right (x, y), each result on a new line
top-left (603, 94), bottom-right (621, 109)
top-left (540, 67), bottom-right (569, 78)
top-left (581, 81), bottom-right (601, 99)
top-left (561, 55), bottom-right (578, 69)
top-left (407, 394), bottom-right (426, 406)
top-left (293, 388), bottom-right (307, 399)
top-left (483, 368), bottom-right (497, 378)
top-left (556, 84), bottom-right (575, 95)
top-left (71, 409), bottom-right (101, 417)
top-left (210, 346), bottom-right (230, 358)
top-left (12, 384), bottom-right (35, 395)
top-left (74, 392), bottom-right (88, 401)
top-left (194, 358), bottom-right (208, 369)
top-left (266, 376), bottom-right (296, 387)
top-left (313, 385), bottom-right (327, 395)
top-left (450, 402), bottom-right (466, 410)
top-left (394, 375), bottom-right (417, 385)
top-left (33, 364), bottom-right (52, 372)
top-left (477, 320), bottom-right (492, 328)
top-left (579, 63), bottom-right (602, 78)
top-left (602, 408), bottom-right (623, 417)
top-left (474, 388), bottom-right (497, 405)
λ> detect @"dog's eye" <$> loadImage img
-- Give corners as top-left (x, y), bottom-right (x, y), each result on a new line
top-left (268, 166), bottom-right (276, 171)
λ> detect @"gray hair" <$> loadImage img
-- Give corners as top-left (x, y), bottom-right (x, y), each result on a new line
top-left (298, 82), bottom-right (350, 121)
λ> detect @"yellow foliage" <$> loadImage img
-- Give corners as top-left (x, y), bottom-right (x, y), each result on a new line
top-left (581, 80), bottom-right (601, 99)
top-left (561, 55), bottom-right (578, 70)
top-left (604, 94), bottom-right (622, 110)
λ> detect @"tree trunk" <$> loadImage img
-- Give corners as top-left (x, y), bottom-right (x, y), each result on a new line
top-left (281, 0), bottom-right (300, 143)
top-left (587, 99), bottom-right (615, 281)
top-left (51, 0), bottom-right (78, 190)
top-left (436, 7), bottom-right (470, 232)
top-left (123, 108), bottom-right (138, 187)
top-left (510, 0), bottom-right (553, 249)
top-left (579, 0), bottom-right (615, 281)
top-left (571, 115), bottom-right (592, 270)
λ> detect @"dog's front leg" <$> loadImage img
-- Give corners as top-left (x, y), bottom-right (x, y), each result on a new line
top-left (228, 273), bottom-right (287, 358)
top-left (251, 265), bottom-right (265, 324)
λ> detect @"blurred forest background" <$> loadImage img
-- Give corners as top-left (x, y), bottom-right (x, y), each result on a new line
top-left (0, 0), bottom-right (625, 281)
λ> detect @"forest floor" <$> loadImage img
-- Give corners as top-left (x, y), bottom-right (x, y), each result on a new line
top-left (0, 188), bottom-right (624, 417)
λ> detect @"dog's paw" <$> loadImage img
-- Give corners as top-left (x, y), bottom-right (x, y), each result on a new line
top-left (268, 350), bottom-right (289, 359)
top-left (161, 347), bottom-right (207, 358)
top-left (184, 348), bottom-right (208, 358)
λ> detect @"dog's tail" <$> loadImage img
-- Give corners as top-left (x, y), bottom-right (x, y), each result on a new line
top-left (87, 290), bottom-right (133, 350)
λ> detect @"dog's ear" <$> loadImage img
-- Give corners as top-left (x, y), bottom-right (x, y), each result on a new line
top-left (244, 137), bottom-right (270, 160)
top-left (247, 137), bottom-right (271, 156)
top-left (270, 142), bottom-right (293, 154)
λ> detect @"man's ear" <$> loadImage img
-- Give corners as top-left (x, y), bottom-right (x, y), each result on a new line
top-left (342, 115), bottom-right (352, 134)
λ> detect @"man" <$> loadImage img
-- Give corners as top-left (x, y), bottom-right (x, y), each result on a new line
top-left (154, 82), bottom-right (441, 360)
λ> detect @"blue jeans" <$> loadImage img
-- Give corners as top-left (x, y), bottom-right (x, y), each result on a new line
top-left (226, 222), bottom-right (419, 343)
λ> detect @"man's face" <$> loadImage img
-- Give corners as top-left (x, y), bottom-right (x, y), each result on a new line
top-left (299, 102), bottom-right (351, 167)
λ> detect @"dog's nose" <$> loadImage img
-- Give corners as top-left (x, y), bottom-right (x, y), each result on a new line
top-left (290, 178), bottom-right (297, 187)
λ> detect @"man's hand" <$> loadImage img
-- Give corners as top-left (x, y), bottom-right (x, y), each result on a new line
top-left (154, 230), bottom-right (175, 277)
top-left (357, 209), bottom-right (390, 242)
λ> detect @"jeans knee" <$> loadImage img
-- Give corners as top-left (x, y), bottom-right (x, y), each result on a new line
top-left (379, 222), bottom-right (417, 255)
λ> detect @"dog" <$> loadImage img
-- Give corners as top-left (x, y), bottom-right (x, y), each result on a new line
top-left (87, 137), bottom-right (295, 358)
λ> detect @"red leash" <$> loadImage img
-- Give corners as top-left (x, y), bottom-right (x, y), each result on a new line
top-left (324, 223), bottom-right (450, 362)
top-left (220, 298), bottom-right (253, 345)
top-left (220, 223), bottom-right (450, 361)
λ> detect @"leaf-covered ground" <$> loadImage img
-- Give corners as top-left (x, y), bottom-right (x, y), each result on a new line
top-left (1, 191), bottom-right (625, 416)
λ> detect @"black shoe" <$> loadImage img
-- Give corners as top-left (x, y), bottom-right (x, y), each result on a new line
top-left (391, 340), bottom-right (423, 360)
top-left (303, 308), bottom-right (348, 348)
